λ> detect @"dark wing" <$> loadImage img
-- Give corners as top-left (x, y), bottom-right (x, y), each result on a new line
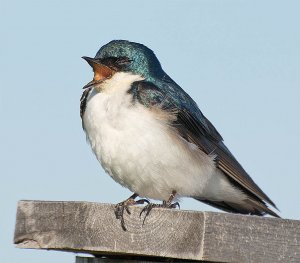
top-left (129, 80), bottom-right (277, 210)
top-left (175, 108), bottom-right (277, 208)
top-left (80, 87), bottom-right (92, 119)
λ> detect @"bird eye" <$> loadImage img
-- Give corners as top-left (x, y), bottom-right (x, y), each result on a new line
top-left (116, 57), bottom-right (132, 66)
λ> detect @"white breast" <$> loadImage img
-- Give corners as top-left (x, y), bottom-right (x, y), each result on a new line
top-left (82, 72), bottom-right (244, 202)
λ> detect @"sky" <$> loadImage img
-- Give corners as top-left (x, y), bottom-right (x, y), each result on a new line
top-left (1, 0), bottom-right (300, 262)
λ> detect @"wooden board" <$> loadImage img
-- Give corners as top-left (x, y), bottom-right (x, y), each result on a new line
top-left (75, 256), bottom-right (197, 262)
top-left (14, 200), bottom-right (300, 263)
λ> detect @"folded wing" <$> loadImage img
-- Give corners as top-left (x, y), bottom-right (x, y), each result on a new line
top-left (129, 79), bottom-right (278, 216)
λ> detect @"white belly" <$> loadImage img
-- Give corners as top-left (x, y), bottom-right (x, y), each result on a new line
top-left (82, 73), bottom-right (243, 202)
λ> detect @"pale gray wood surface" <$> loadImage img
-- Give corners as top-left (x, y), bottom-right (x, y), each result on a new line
top-left (14, 200), bottom-right (300, 263)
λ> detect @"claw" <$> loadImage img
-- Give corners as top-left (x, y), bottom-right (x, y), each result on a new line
top-left (114, 193), bottom-right (149, 231)
top-left (125, 205), bottom-right (131, 215)
top-left (140, 203), bottom-right (161, 224)
top-left (115, 191), bottom-right (179, 229)
top-left (171, 202), bottom-right (180, 209)
top-left (139, 191), bottom-right (180, 225)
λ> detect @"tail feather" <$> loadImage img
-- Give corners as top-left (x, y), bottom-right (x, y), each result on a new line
top-left (244, 198), bottom-right (280, 218)
top-left (194, 197), bottom-right (280, 218)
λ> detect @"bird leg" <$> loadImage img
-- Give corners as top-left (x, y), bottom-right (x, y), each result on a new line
top-left (140, 190), bottom-right (180, 224)
top-left (115, 193), bottom-right (149, 231)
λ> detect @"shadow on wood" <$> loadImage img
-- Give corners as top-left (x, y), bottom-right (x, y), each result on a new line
top-left (14, 200), bottom-right (300, 263)
top-left (75, 255), bottom-right (199, 262)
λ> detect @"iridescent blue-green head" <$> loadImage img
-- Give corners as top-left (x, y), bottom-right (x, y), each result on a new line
top-left (82, 40), bottom-right (166, 88)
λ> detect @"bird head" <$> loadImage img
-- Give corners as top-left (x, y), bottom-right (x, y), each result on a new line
top-left (82, 40), bottom-right (165, 89)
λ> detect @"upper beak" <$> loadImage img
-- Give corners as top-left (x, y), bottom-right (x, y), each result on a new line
top-left (82, 56), bottom-right (98, 67)
top-left (82, 56), bottom-right (115, 89)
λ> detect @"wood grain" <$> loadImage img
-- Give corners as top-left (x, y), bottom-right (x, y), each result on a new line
top-left (14, 200), bottom-right (300, 263)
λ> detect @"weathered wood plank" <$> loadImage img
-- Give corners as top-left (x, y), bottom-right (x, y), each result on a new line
top-left (14, 200), bottom-right (300, 263)
top-left (76, 257), bottom-right (161, 263)
top-left (75, 256), bottom-right (198, 262)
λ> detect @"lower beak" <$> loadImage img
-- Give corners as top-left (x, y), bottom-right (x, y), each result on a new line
top-left (82, 56), bottom-right (115, 89)
top-left (82, 80), bottom-right (96, 89)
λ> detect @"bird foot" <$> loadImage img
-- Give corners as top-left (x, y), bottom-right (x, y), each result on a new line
top-left (114, 193), bottom-right (149, 231)
top-left (139, 191), bottom-right (180, 224)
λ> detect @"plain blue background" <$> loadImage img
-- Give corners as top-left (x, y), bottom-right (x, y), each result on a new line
top-left (1, 1), bottom-right (299, 262)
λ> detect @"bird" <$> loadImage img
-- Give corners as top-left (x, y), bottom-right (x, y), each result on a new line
top-left (81, 40), bottom-right (279, 230)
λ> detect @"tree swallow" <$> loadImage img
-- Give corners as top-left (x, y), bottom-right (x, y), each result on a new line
top-left (81, 40), bottom-right (279, 230)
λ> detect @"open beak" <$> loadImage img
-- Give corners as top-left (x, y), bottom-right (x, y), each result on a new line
top-left (82, 56), bottom-right (115, 89)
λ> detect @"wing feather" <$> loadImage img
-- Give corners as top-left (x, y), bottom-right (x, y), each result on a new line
top-left (130, 80), bottom-right (277, 209)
